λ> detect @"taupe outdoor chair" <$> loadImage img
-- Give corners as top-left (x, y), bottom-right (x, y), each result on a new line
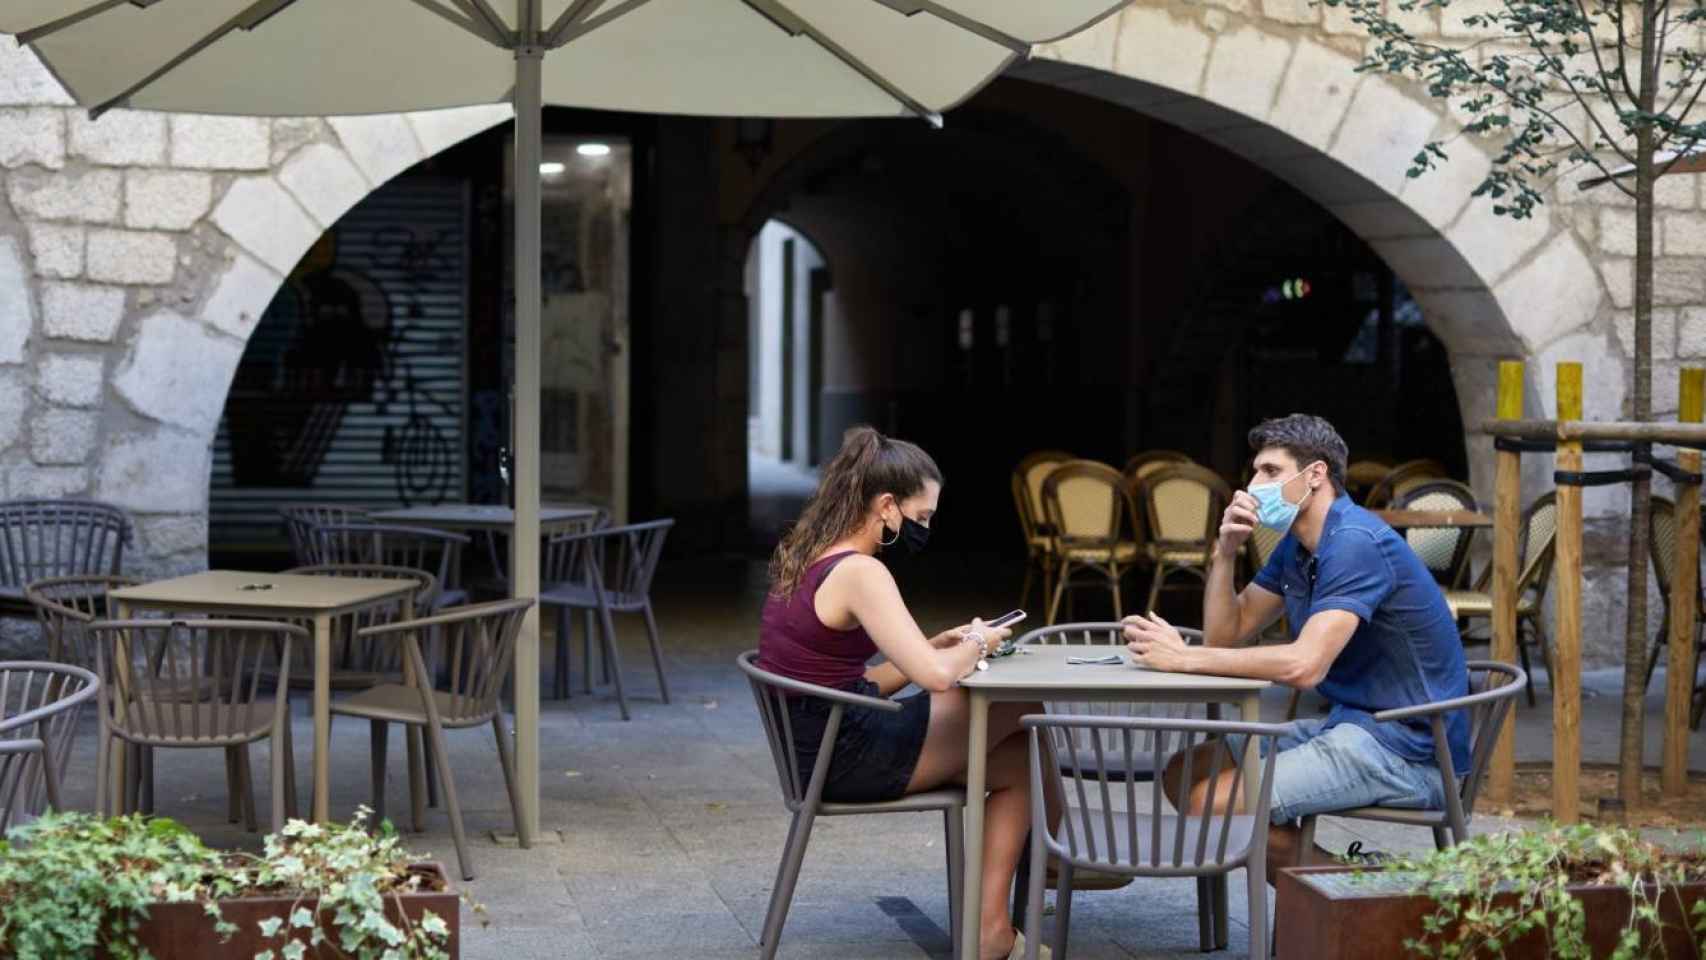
top-left (89, 618), bottom-right (305, 832)
top-left (277, 564), bottom-right (440, 692)
top-left (0, 661), bottom-right (98, 834)
top-left (278, 503), bottom-right (370, 566)
top-left (540, 519), bottom-right (674, 716)
top-left (1643, 496), bottom-right (1706, 728)
top-left (312, 523), bottom-right (471, 609)
top-left (1297, 661), bottom-right (1527, 852)
top-left (26, 574), bottom-right (140, 667)
top-left (1140, 463), bottom-right (1231, 613)
top-left (1013, 450), bottom-right (1074, 611)
top-left (1021, 715), bottom-right (1286, 960)
top-left (737, 651), bottom-right (965, 960)
top-left (1363, 458), bottom-right (1450, 510)
top-left (330, 598), bottom-right (532, 881)
top-left (1445, 492), bottom-right (1557, 706)
top-left (1393, 479), bottom-right (1480, 588)
top-left (0, 499), bottom-right (131, 621)
top-left (1041, 461), bottom-right (1146, 624)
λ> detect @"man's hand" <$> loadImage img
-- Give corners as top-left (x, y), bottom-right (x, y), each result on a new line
top-left (1218, 490), bottom-right (1259, 557)
top-left (1123, 612), bottom-right (1196, 673)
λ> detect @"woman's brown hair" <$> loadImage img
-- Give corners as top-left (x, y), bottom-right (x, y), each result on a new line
top-left (768, 426), bottom-right (943, 597)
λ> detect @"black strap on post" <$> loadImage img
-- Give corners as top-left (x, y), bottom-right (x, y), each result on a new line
top-left (1494, 436), bottom-right (1635, 454)
top-left (1554, 468), bottom-right (1645, 487)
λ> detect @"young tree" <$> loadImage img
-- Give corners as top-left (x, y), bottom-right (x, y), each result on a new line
top-left (1321, 0), bottom-right (1706, 811)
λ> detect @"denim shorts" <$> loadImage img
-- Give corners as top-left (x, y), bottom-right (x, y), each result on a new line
top-left (786, 679), bottom-right (931, 804)
top-left (1228, 717), bottom-right (1448, 825)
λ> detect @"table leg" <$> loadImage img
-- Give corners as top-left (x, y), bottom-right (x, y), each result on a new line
top-left (312, 613), bottom-right (332, 822)
top-left (110, 600), bottom-right (130, 816)
top-left (1240, 692), bottom-right (1262, 814)
top-left (959, 690), bottom-right (989, 960)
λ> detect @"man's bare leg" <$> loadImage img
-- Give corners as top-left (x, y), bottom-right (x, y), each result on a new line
top-left (1161, 742), bottom-right (1334, 885)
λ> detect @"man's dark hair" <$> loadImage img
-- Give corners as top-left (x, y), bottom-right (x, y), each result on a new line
top-left (1247, 414), bottom-right (1348, 494)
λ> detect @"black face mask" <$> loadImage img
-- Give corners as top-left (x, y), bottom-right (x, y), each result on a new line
top-left (882, 514), bottom-right (931, 558)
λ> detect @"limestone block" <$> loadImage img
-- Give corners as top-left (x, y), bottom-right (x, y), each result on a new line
top-left (1536, 328), bottom-right (1625, 422)
top-left (95, 428), bottom-right (211, 514)
top-left (1111, 7), bottom-right (1213, 95)
top-left (1439, 0), bottom-right (1509, 38)
top-left (1202, 9), bottom-right (1230, 32)
top-left (210, 176), bottom-right (320, 276)
top-left (1600, 257), bottom-right (1633, 308)
top-left (1372, 234), bottom-right (1485, 287)
top-left (199, 249), bottom-right (282, 341)
top-left (114, 311), bottom-right (241, 434)
top-left (406, 104), bottom-right (513, 157)
top-left (1409, 287), bottom-right (1523, 354)
top-left (36, 353), bottom-right (103, 408)
top-left (7, 168), bottom-right (121, 223)
top-left (30, 408), bottom-right (96, 465)
top-left (169, 115), bottom-right (269, 170)
top-left (1262, 0), bottom-right (1320, 24)
top-left (1322, 1), bottom-right (1363, 33)
top-left (1662, 211), bottom-right (1706, 256)
top-left (1204, 27), bottom-right (1294, 121)
top-left (1612, 307), bottom-right (1676, 359)
top-left (124, 170), bottom-right (214, 230)
top-left (1328, 79), bottom-right (1440, 197)
top-left (329, 115), bottom-right (423, 187)
top-left (278, 143), bottom-right (369, 227)
top-left (6, 465), bottom-right (87, 499)
top-left (0, 42), bottom-right (73, 106)
top-left (1327, 199), bottom-right (1435, 240)
top-left (1385, 0), bottom-right (1438, 36)
top-left (1271, 41), bottom-right (1362, 154)
top-left (41, 282), bottom-right (124, 343)
top-left (1654, 258), bottom-right (1706, 305)
top-left (86, 229), bottom-right (176, 284)
top-left (269, 117), bottom-right (325, 165)
top-left (1495, 234), bottom-right (1605, 349)
top-left (0, 238), bottom-right (31, 363)
top-left (136, 513), bottom-right (207, 557)
top-left (0, 108), bottom-right (64, 169)
top-left (27, 223), bottom-right (82, 279)
top-left (0, 372), bottom-right (27, 452)
top-left (1036, 11), bottom-right (1118, 70)
top-left (69, 110), bottom-right (166, 166)
top-left (1598, 206), bottom-right (1638, 256)
top-left (1441, 193), bottom-right (1554, 282)
top-left (1680, 306), bottom-right (1706, 358)
top-left (1656, 172), bottom-right (1696, 210)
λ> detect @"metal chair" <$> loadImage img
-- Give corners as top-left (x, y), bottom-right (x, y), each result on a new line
top-left (1643, 497), bottom-right (1706, 728)
top-left (89, 618), bottom-right (305, 832)
top-left (312, 523), bottom-right (472, 608)
top-left (1021, 715), bottom-right (1285, 960)
top-left (1297, 660), bottom-right (1527, 853)
top-left (1040, 461), bottom-right (1145, 624)
top-left (0, 499), bottom-right (131, 622)
top-left (1363, 459), bottom-right (1450, 510)
top-left (737, 650), bottom-right (965, 960)
top-left (1445, 492), bottom-right (1557, 706)
top-left (1393, 479), bottom-right (1480, 588)
top-left (330, 598), bottom-right (533, 881)
top-left (539, 519), bottom-right (674, 717)
top-left (1140, 464), bottom-right (1231, 613)
top-left (278, 503), bottom-right (370, 566)
top-left (0, 661), bottom-right (99, 834)
top-left (1014, 451), bottom-right (1075, 612)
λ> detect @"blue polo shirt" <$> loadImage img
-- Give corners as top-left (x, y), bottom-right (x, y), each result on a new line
top-left (1252, 494), bottom-right (1471, 772)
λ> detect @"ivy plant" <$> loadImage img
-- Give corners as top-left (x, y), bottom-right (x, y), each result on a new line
top-left (0, 806), bottom-right (476, 960)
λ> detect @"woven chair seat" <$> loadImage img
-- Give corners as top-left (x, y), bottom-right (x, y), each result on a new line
top-left (1064, 542), bottom-right (1142, 563)
top-left (1444, 589), bottom-right (1538, 619)
top-left (1146, 545), bottom-right (1210, 566)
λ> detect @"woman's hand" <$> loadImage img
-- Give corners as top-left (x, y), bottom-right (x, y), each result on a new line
top-left (934, 618), bottom-right (1013, 653)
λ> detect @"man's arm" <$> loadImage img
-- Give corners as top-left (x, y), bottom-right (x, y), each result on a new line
top-left (1128, 609), bottom-right (1359, 688)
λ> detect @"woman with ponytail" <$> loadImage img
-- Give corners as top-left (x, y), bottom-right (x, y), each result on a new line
top-left (759, 426), bottom-right (1058, 960)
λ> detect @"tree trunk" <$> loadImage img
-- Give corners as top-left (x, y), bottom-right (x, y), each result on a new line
top-left (1616, 0), bottom-right (1661, 813)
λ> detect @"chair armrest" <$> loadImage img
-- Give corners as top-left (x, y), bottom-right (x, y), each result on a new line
top-left (354, 597), bottom-right (535, 640)
top-left (1371, 664), bottom-right (1527, 722)
top-left (736, 652), bottom-right (901, 713)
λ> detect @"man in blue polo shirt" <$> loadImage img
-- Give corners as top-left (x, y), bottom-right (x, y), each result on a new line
top-left (1123, 413), bottom-right (1469, 879)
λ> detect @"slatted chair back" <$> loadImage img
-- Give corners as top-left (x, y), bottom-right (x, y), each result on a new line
top-left (1364, 459), bottom-right (1450, 509)
top-left (544, 519), bottom-right (674, 605)
top-left (0, 661), bottom-right (98, 833)
top-left (278, 503), bottom-right (369, 566)
top-left (89, 619), bottom-right (300, 747)
top-left (1393, 479), bottom-right (1480, 587)
top-left (1026, 714), bottom-right (1282, 874)
top-left (356, 599), bottom-right (532, 727)
top-left (26, 575), bottom-right (139, 667)
top-left (311, 523), bottom-right (470, 606)
top-left (281, 564), bottom-right (438, 677)
top-left (1451, 662), bottom-right (1527, 830)
top-left (0, 500), bottom-right (130, 594)
top-left (1141, 464), bottom-right (1230, 560)
top-left (1041, 461), bottom-right (1136, 556)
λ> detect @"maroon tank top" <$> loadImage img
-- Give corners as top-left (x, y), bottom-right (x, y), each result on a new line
top-left (758, 551), bottom-right (876, 691)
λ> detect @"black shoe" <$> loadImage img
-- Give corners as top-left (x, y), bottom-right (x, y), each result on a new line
top-left (1341, 841), bottom-right (1395, 866)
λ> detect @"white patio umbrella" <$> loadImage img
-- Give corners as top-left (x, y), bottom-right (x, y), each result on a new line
top-left (3, 0), bottom-right (1124, 844)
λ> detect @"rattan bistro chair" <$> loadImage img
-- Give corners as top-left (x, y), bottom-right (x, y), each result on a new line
top-left (737, 651), bottom-right (965, 960)
top-left (0, 499), bottom-right (130, 621)
top-left (1298, 661), bottom-right (1526, 852)
top-left (1642, 497), bottom-right (1706, 727)
top-left (1140, 464), bottom-right (1231, 613)
top-left (1393, 479), bottom-right (1480, 588)
top-left (1041, 461), bottom-right (1145, 624)
top-left (1120, 450), bottom-right (1193, 483)
top-left (539, 519), bottom-right (674, 716)
top-left (1364, 459), bottom-right (1450, 510)
top-left (1021, 715), bottom-right (1286, 960)
top-left (1014, 451), bottom-right (1075, 611)
top-left (1445, 492), bottom-right (1557, 706)
top-left (89, 618), bottom-right (305, 832)
top-left (1344, 460), bottom-right (1392, 503)
top-left (0, 661), bottom-right (98, 834)
top-left (331, 598), bottom-right (532, 881)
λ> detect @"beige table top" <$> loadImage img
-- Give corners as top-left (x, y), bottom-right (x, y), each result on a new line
top-left (958, 644), bottom-right (1270, 693)
top-left (368, 503), bottom-right (599, 530)
top-left (110, 569), bottom-right (417, 613)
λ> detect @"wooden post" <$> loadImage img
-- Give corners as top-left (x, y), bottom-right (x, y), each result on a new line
top-left (1662, 367), bottom-right (1703, 796)
top-left (1553, 362), bottom-right (1584, 824)
top-left (1488, 360), bottom-right (1524, 805)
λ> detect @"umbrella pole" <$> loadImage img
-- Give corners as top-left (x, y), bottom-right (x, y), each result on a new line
top-left (511, 42), bottom-right (544, 848)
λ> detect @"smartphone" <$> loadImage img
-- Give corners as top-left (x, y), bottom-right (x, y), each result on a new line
top-left (985, 609), bottom-right (1027, 629)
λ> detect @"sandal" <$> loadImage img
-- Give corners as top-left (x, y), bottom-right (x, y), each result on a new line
top-left (1341, 840), bottom-right (1395, 866)
top-left (1006, 929), bottom-right (1052, 959)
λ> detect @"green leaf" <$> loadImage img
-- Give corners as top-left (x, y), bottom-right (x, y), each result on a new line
top-left (257, 917), bottom-right (284, 938)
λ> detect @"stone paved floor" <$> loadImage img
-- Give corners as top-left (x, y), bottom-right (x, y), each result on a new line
top-left (44, 555), bottom-right (1706, 959)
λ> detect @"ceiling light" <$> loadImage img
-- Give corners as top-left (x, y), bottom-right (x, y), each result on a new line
top-left (539, 161), bottom-right (566, 175)
top-left (576, 143), bottom-right (611, 157)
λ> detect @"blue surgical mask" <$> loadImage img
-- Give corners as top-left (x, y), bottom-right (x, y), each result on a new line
top-left (1247, 462), bottom-right (1321, 534)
